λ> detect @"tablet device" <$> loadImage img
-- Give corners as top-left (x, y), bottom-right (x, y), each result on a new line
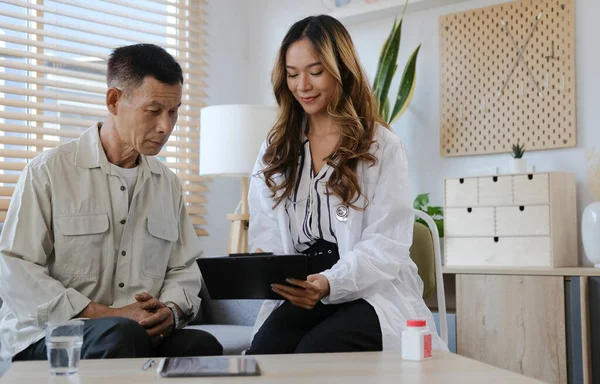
top-left (197, 253), bottom-right (308, 300)
top-left (157, 356), bottom-right (260, 377)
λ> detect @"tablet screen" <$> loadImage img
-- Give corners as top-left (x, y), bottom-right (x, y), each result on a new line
top-left (158, 356), bottom-right (260, 377)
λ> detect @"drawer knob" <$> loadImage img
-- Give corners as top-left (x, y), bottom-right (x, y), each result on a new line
top-left (528, 174), bottom-right (534, 180)
top-left (519, 206), bottom-right (525, 211)
top-left (459, 178), bottom-right (465, 184)
top-left (493, 176), bottom-right (498, 182)
top-left (494, 237), bottom-right (499, 243)
top-left (467, 207), bottom-right (472, 213)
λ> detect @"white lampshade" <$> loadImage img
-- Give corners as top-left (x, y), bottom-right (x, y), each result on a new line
top-left (199, 104), bottom-right (277, 177)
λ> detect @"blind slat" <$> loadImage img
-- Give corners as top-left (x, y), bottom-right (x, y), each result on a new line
top-left (186, 205), bottom-right (207, 215)
top-left (0, 85), bottom-right (105, 106)
top-left (179, 174), bottom-right (210, 183)
top-left (0, 33), bottom-right (209, 73)
top-left (185, 195), bottom-right (207, 204)
top-left (51, 0), bottom-right (206, 35)
top-left (194, 228), bottom-right (208, 237)
top-left (0, 86), bottom-right (204, 120)
top-left (101, 0), bottom-right (204, 21)
top-left (0, 136), bottom-right (61, 148)
top-left (0, 123), bottom-right (87, 139)
top-left (0, 111), bottom-right (202, 130)
top-left (0, 187), bottom-right (15, 196)
top-left (0, 52), bottom-right (106, 83)
top-left (0, 59), bottom-right (207, 96)
top-left (190, 216), bottom-right (207, 226)
top-left (0, 163), bottom-right (25, 172)
top-left (0, 21), bottom-right (206, 57)
top-left (0, 99), bottom-right (105, 119)
top-left (0, 0), bottom-right (206, 42)
top-left (167, 162), bottom-right (199, 171)
top-left (0, 149), bottom-right (39, 159)
top-left (0, 9), bottom-right (205, 54)
top-left (183, 184), bottom-right (209, 193)
top-left (0, 175), bottom-right (20, 183)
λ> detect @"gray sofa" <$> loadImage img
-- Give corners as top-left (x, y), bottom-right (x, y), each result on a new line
top-left (186, 279), bottom-right (262, 355)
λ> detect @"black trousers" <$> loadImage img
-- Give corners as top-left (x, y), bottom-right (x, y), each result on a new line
top-left (246, 299), bottom-right (382, 354)
top-left (247, 239), bottom-right (382, 355)
top-left (13, 317), bottom-right (223, 361)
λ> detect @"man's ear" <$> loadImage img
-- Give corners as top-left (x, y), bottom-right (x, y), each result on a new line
top-left (106, 87), bottom-right (122, 116)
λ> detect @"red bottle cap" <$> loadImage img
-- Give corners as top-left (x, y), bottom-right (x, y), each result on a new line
top-left (406, 319), bottom-right (426, 327)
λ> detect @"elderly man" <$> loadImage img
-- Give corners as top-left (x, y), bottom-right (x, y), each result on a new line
top-left (0, 44), bottom-right (222, 361)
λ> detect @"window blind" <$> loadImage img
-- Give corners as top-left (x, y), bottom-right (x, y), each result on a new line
top-left (0, 0), bottom-right (209, 236)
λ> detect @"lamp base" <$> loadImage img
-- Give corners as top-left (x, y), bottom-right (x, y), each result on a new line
top-left (227, 176), bottom-right (250, 254)
top-left (227, 213), bottom-right (249, 254)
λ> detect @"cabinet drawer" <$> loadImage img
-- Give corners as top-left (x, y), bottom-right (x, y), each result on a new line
top-left (445, 237), bottom-right (552, 267)
top-left (496, 205), bottom-right (550, 236)
top-left (478, 176), bottom-right (513, 206)
top-left (513, 174), bottom-right (549, 205)
top-left (445, 207), bottom-right (495, 237)
top-left (446, 178), bottom-right (478, 207)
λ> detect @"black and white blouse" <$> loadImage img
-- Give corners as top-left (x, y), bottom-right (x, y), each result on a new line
top-left (285, 134), bottom-right (338, 252)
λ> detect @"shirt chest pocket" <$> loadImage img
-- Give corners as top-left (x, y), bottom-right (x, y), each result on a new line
top-left (54, 214), bottom-right (109, 277)
top-left (142, 215), bottom-right (179, 278)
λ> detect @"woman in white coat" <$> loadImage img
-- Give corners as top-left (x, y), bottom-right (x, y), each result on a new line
top-left (246, 15), bottom-right (445, 354)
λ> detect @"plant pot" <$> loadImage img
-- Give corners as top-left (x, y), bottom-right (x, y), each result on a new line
top-left (582, 202), bottom-right (600, 267)
top-left (509, 158), bottom-right (527, 174)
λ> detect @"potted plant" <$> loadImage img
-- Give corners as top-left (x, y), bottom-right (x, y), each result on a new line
top-left (510, 140), bottom-right (527, 174)
top-left (372, 0), bottom-right (421, 124)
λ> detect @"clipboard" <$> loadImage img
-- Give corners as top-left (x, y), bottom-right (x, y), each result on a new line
top-left (196, 253), bottom-right (308, 300)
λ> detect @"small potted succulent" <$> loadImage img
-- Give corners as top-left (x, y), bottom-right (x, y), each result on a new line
top-left (509, 140), bottom-right (527, 174)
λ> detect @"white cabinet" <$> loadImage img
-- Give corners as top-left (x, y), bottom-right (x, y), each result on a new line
top-left (444, 172), bottom-right (577, 267)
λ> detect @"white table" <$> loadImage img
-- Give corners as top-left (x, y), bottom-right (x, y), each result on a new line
top-left (0, 351), bottom-right (543, 383)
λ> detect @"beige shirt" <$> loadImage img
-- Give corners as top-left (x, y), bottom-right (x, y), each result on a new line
top-left (0, 124), bottom-right (202, 360)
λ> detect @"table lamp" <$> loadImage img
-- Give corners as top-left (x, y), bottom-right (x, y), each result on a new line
top-left (199, 104), bottom-right (277, 254)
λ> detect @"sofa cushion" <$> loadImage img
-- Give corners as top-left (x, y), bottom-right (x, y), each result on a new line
top-left (193, 277), bottom-right (262, 327)
top-left (186, 324), bottom-right (253, 355)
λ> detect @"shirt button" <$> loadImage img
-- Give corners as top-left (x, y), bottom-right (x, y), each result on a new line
top-left (120, 186), bottom-right (125, 191)
top-left (121, 250), bottom-right (126, 256)
top-left (120, 219), bottom-right (126, 224)
top-left (118, 283), bottom-right (124, 288)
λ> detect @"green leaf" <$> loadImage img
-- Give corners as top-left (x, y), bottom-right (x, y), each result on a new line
top-left (389, 44), bottom-right (421, 124)
top-left (435, 219), bottom-right (444, 238)
top-left (413, 193), bottom-right (429, 209)
top-left (426, 206), bottom-right (443, 217)
top-left (375, 19), bottom-right (403, 114)
top-left (373, 18), bottom-right (397, 93)
top-left (382, 97), bottom-right (390, 123)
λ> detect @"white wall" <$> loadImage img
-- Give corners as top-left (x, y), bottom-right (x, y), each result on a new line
top-left (204, 0), bottom-right (599, 263)
top-left (199, 0), bottom-right (252, 257)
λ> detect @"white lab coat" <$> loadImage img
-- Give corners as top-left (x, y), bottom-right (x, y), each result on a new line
top-left (248, 125), bottom-right (447, 351)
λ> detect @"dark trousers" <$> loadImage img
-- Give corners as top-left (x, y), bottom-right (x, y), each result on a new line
top-left (13, 317), bottom-right (223, 361)
top-left (246, 299), bottom-right (382, 354)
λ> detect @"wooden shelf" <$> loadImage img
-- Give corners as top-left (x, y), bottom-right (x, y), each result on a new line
top-left (328, 0), bottom-right (472, 25)
top-left (443, 266), bottom-right (600, 277)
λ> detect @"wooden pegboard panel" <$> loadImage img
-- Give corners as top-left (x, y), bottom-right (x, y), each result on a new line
top-left (439, 0), bottom-right (576, 157)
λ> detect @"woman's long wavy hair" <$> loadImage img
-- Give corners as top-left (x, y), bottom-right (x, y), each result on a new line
top-left (261, 15), bottom-right (387, 210)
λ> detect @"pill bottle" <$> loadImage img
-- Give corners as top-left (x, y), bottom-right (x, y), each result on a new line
top-left (401, 319), bottom-right (432, 361)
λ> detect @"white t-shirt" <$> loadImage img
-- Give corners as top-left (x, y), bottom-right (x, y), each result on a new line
top-left (111, 164), bottom-right (138, 208)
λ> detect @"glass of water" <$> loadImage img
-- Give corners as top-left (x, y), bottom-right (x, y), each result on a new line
top-left (45, 320), bottom-right (84, 375)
